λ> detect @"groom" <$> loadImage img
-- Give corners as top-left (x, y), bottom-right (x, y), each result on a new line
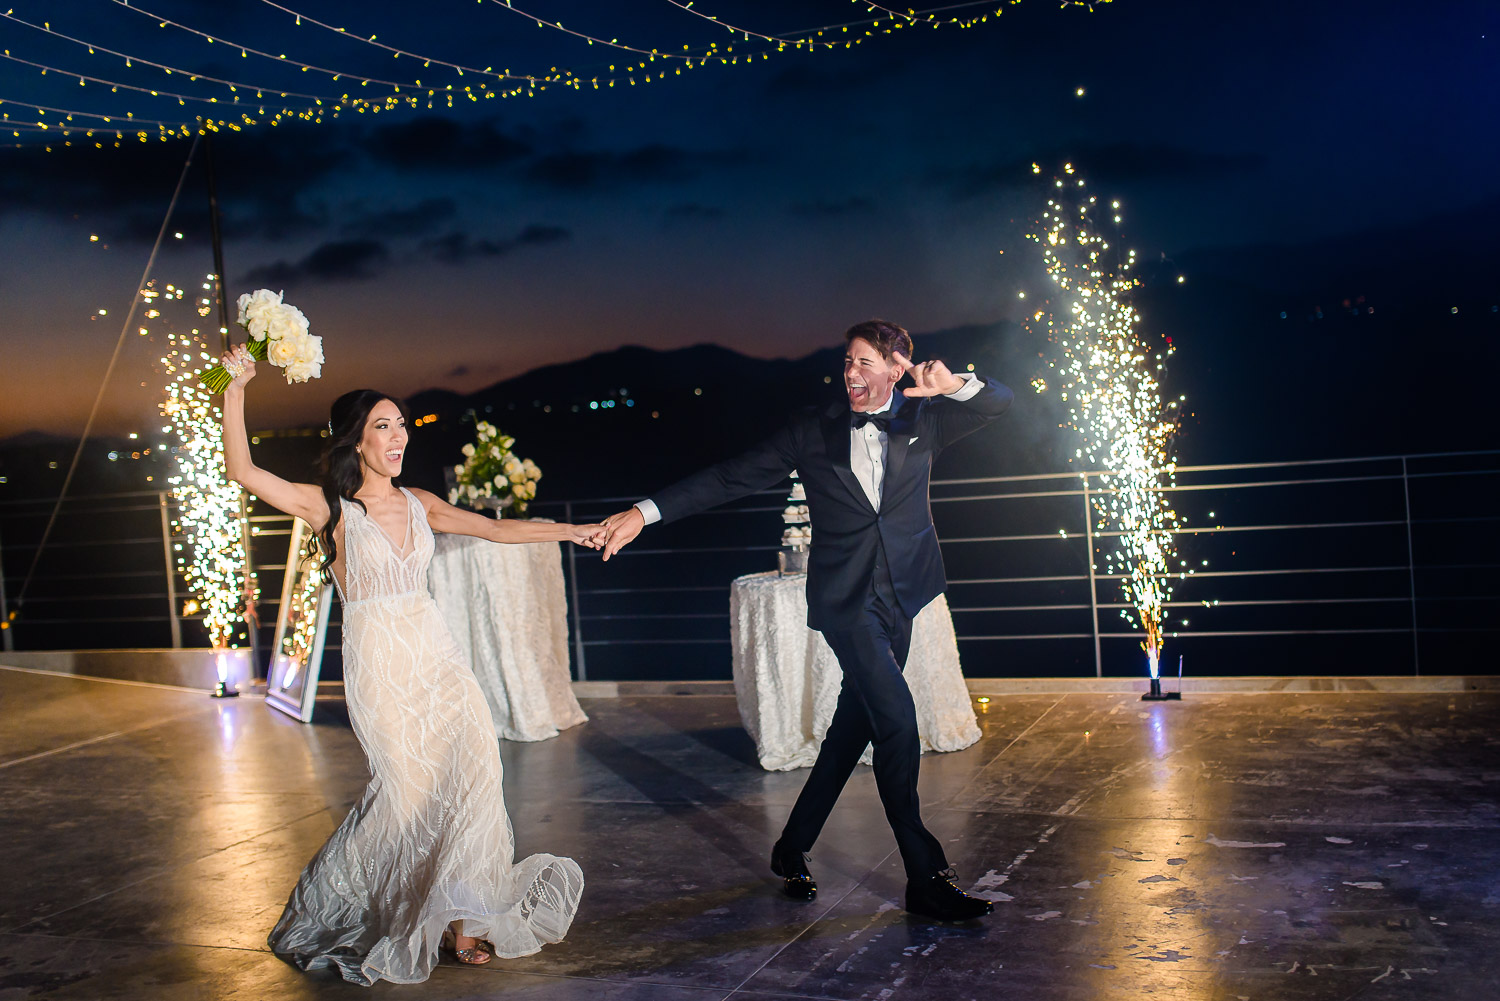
top-left (599, 320), bottom-right (1013, 921)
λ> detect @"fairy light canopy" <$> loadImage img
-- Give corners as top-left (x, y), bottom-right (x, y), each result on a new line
top-left (1, 0), bottom-right (1112, 148)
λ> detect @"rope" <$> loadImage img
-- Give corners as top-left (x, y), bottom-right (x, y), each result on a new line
top-left (10, 134), bottom-right (202, 623)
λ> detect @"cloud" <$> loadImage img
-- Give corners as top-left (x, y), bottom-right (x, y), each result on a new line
top-left (789, 196), bottom-right (876, 219)
top-left (938, 142), bottom-right (1265, 199)
top-left (0, 123), bottom-right (351, 243)
top-left (525, 144), bottom-right (742, 191)
top-left (365, 117), bottom-right (531, 170)
top-left (419, 224), bottom-right (571, 264)
top-left (244, 239), bottom-right (390, 286)
top-left (341, 198), bottom-right (458, 238)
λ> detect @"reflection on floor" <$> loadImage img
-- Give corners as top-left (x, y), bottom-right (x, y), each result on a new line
top-left (2, 664), bottom-right (1499, 1000)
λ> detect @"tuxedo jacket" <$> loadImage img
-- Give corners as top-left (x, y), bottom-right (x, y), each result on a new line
top-left (652, 378), bottom-right (1013, 630)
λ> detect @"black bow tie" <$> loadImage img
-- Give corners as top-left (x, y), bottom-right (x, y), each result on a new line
top-left (851, 412), bottom-right (892, 432)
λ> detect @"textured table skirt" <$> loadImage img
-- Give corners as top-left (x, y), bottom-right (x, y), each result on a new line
top-left (730, 571), bottom-right (980, 771)
top-left (428, 533), bottom-right (588, 742)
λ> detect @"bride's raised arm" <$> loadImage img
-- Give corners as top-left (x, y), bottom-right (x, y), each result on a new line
top-left (407, 488), bottom-right (603, 549)
top-left (220, 345), bottom-right (331, 530)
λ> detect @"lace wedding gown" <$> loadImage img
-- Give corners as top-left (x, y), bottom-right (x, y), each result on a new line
top-left (268, 488), bottom-right (584, 985)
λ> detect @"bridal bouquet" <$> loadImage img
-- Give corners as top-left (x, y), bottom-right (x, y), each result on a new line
top-left (448, 421), bottom-right (542, 517)
top-left (200, 289), bottom-right (324, 393)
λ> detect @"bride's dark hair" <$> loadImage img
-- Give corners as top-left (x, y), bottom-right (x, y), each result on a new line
top-left (317, 389), bottom-right (409, 582)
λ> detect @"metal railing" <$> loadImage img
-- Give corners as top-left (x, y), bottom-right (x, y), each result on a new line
top-left (2, 449), bottom-right (1496, 678)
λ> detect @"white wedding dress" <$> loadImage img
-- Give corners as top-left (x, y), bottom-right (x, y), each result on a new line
top-left (268, 488), bottom-right (584, 985)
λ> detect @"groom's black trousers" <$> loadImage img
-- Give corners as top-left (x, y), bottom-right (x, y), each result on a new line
top-left (779, 566), bottom-right (948, 880)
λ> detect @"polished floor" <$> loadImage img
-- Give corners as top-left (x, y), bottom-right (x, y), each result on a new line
top-left (2, 666), bottom-right (1499, 1000)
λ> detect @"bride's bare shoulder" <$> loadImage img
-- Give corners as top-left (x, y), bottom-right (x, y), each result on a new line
top-left (405, 486), bottom-right (443, 512)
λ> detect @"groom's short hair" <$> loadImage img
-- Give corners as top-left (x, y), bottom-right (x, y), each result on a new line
top-left (845, 319), bottom-right (912, 362)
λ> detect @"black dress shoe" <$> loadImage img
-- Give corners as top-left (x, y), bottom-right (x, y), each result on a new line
top-left (905, 869), bottom-right (994, 921)
top-left (770, 840), bottom-right (817, 900)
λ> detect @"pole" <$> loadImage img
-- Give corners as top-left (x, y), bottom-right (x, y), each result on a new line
top-left (1081, 473), bottom-right (1103, 677)
top-left (203, 130), bottom-right (231, 351)
top-left (206, 127), bottom-right (254, 685)
top-left (239, 490), bottom-right (261, 678)
top-left (1401, 456), bottom-right (1421, 675)
top-left (0, 518), bottom-right (13, 652)
top-left (159, 492), bottom-right (183, 649)
top-left (564, 501), bottom-right (588, 681)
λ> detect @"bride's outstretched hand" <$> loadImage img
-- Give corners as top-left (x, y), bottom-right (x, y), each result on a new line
top-left (570, 524), bottom-right (605, 549)
top-left (221, 344), bottom-right (257, 391)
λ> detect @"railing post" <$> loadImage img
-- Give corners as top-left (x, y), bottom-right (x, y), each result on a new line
top-left (0, 517), bottom-right (13, 652)
top-left (159, 491), bottom-right (183, 649)
top-left (1400, 456), bottom-right (1420, 676)
top-left (239, 489), bottom-right (261, 677)
top-left (563, 501), bottom-right (588, 681)
top-left (1081, 472), bottom-right (1103, 677)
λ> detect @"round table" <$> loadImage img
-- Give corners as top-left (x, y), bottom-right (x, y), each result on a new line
top-left (427, 533), bottom-right (588, 742)
top-left (729, 571), bottom-right (980, 771)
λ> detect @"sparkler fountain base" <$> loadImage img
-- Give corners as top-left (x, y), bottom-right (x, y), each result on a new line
top-left (1140, 675), bottom-right (1181, 701)
top-left (1140, 652), bottom-right (1182, 701)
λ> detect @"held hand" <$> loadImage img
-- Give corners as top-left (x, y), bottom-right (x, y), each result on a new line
top-left (570, 524), bottom-right (605, 550)
top-left (600, 507), bottom-right (644, 562)
top-left (222, 344), bottom-right (258, 391)
top-left (893, 350), bottom-right (963, 397)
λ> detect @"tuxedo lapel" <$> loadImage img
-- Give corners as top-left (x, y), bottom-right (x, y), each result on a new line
top-left (881, 390), bottom-right (917, 491)
top-left (822, 402), bottom-right (876, 514)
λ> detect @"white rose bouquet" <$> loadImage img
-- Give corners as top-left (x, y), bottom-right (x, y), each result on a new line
top-left (200, 288), bottom-right (324, 393)
top-left (447, 420), bottom-right (542, 517)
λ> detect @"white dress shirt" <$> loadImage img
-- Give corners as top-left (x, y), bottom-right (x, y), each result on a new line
top-left (635, 373), bottom-right (982, 524)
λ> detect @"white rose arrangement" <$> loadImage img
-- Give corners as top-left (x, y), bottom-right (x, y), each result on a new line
top-left (200, 288), bottom-right (324, 393)
top-left (447, 420), bottom-right (542, 517)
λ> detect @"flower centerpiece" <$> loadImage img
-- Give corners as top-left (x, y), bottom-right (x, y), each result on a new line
top-left (199, 289), bottom-right (324, 393)
top-left (448, 420), bottom-right (542, 517)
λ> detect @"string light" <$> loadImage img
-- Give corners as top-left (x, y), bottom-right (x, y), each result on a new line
top-left (1025, 165), bottom-right (1189, 679)
top-left (276, 535), bottom-right (327, 689)
top-left (148, 277), bottom-right (253, 649)
top-left (110, 0), bottom-right (547, 92)
top-left (0, 11), bottom-right (354, 104)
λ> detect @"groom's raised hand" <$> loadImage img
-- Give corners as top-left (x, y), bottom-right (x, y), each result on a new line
top-left (600, 507), bottom-right (644, 562)
top-left (893, 351), bottom-right (964, 397)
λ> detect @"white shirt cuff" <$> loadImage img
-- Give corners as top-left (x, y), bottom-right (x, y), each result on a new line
top-left (634, 499), bottom-right (662, 525)
top-left (944, 372), bottom-right (983, 402)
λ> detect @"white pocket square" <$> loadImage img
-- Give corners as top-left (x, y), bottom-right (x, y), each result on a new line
top-left (909, 436), bottom-right (920, 445)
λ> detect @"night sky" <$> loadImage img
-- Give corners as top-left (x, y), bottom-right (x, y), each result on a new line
top-left (1, 0), bottom-right (1495, 441)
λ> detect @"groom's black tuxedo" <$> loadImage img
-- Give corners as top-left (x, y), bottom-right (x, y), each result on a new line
top-left (652, 379), bottom-right (1014, 629)
top-left (648, 375), bottom-right (1012, 881)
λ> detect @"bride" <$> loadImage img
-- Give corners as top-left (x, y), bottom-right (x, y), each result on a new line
top-left (219, 345), bottom-right (592, 984)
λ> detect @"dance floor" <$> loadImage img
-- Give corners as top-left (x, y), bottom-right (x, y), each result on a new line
top-left (2, 665), bottom-right (1499, 1000)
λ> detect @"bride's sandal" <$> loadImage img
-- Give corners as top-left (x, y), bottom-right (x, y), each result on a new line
top-left (441, 927), bottom-right (493, 966)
